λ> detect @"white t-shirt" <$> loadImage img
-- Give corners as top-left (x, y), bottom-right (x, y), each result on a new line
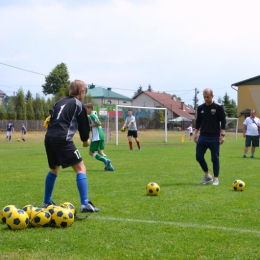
top-left (125, 116), bottom-right (137, 131)
top-left (243, 116), bottom-right (260, 136)
top-left (187, 126), bottom-right (193, 133)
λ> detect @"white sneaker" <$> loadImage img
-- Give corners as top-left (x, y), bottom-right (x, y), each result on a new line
top-left (199, 175), bottom-right (213, 184)
top-left (212, 178), bottom-right (219, 186)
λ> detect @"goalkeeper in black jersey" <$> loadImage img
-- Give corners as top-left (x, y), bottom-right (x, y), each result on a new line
top-left (193, 88), bottom-right (226, 186)
top-left (42, 80), bottom-right (100, 213)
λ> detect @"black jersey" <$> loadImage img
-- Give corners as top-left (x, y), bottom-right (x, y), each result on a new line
top-left (46, 96), bottom-right (90, 142)
top-left (195, 101), bottom-right (226, 137)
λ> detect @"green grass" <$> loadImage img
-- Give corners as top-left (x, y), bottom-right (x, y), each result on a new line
top-left (0, 131), bottom-right (260, 260)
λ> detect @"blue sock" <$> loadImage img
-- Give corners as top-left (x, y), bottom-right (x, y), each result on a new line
top-left (44, 172), bottom-right (57, 204)
top-left (76, 173), bottom-right (88, 205)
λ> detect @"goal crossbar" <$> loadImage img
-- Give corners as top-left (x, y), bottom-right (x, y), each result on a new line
top-left (115, 105), bottom-right (168, 145)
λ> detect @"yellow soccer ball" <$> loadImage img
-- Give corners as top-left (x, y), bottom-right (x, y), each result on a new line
top-left (23, 204), bottom-right (37, 218)
top-left (17, 139), bottom-right (20, 142)
top-left (60, 202), bottom-right (76, 216)
top-left (232, 179), bottom-right (246, 191)
top-left (146, 182), bottom-right (160, 196)
top-left (30, 208), bottom-right (51, 227)
top-left (1, 205), bottom-right (19, 223)
top-left (6, 209), bottom-right (29, 230)
top-left (51, 208), bottom-right (74, 228)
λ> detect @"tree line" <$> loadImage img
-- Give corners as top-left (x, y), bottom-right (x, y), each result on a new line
top-left (0, 63), bottom-right (94, 120)
top-left (0, 62), bottom-right (238, 120)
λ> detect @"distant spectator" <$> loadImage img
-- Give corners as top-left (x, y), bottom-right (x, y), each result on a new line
top-left (242, 109), bottom-right (260, 158)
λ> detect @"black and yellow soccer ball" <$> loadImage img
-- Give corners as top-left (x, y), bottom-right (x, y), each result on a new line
top-left (146, 182), bottom-right (160, 196)
top-left (120, 127), bottom-right (126, 132)
top-left (232, 179), bottom-right (246, 191)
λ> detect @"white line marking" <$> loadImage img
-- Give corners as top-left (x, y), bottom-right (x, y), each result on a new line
top-left (95, 216), bottom-right (260, 235)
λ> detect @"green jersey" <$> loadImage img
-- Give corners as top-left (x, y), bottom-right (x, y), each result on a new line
top-left (88, 112), bottom-right (104, 141)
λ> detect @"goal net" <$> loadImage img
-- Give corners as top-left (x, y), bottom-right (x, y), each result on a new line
top-left (225, 117), bottom-right (238, 139)
top-left (115, 105), bottom-right (167, 145)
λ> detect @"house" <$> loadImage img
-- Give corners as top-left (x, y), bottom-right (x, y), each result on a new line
top-left (0, 90), bottom-right (6, 105)
top-left (132, 91), bottom-right (195, 121)
top-left (87, 85), bottom-right (132, 106)
top-left (231, 75), bottom-right (260, 130)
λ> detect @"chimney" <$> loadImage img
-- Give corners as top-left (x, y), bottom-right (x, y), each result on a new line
top-left (181, 102), bottom-right (186, 111)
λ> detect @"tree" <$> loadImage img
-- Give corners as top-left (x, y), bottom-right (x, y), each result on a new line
top-left (42, 63), bottom-right (70, 95)
top-left (33, 94), bottom-right (44, 120)
top-left (14, 87), bottom-right (27, 120)
top-left (83, 94), bottom-right (96, 104)
top-left (147, 84), bottom-right (153, 92)
top-left (26, 97), bottom-right (35, 120)
top-left (172, 94), bottom-right (181, 101)
top-left (230, 99), bottom-right (237, 117)
top-left (54, 87), bottom-right (67, 102)
top-left (0, 103), bottom-right (7, 120)
top-left (222, 92), bottom-right (237, 118)
top-left (135, 85), bottom-right (143, 95)
top-left (6, 99), bottom-right (16, 120)
top-left (25, 90), bottom-right (33, 104)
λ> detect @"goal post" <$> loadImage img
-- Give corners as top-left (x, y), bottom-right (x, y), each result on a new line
top-left (115, 105), bottom-right (168, 145)
top-left (225, 117), bottom-right (238, 139)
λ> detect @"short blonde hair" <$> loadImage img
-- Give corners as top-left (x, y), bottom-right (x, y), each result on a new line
top-left (69, 80), bottom-right (88, 96)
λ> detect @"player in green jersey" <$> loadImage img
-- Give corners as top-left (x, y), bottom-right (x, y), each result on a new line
top-left (85, 103), bottom-right (114, 171)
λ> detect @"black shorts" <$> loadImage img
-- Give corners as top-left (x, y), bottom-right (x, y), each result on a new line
top-left (127, 130), bottom-right (138, 138)
top-left (245, 135), bottom-right (259, 147)
top-left (45, 136), bottom-right (83, 169)
top-left (190, 133), bottom-right (193, 136)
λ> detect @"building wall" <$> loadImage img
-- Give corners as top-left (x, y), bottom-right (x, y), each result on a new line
top-left (238, 85), bottom-right (260, 129)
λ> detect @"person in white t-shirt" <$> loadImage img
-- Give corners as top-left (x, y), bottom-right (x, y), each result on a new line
top-left (242, 110), bottom-right (260, 158)
top-left (187, 123), bottom-right (193, 140)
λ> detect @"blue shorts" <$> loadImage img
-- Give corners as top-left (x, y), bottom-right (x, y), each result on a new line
top-left (245, 135), bottom-right (259, 147)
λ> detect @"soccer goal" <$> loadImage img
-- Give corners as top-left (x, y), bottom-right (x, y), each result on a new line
top-left (115, 105), bottom-right (168, 145)
top-left (226, 117), bottom-right (238, 139)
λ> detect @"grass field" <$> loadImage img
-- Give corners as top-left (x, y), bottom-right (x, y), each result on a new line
top-left (0, 130), bottom-right (260, 260)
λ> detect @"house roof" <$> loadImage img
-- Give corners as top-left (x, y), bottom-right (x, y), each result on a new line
top-left (87, 86), bottom-right (132, 100)
top-left (133, 91), bottom-right (195, 120)
top-left (239, 108), bottom-right (251, 114)
top-left (0, 90), bottom-right (6, 96)
top-left (231, 75), bottom-right (260, 86)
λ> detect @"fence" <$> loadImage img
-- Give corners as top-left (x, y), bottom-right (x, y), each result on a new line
top-left (0, 120), bottom-right (46, 132)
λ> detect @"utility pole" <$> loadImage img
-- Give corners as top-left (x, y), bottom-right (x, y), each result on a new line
top-left (195, 88), bottom-right (199, 120)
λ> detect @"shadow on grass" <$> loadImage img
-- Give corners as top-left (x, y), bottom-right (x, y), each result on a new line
top-left (160, 182), bottom-right (202, 187)
top-left (225, 156), bottom-right (259, 160)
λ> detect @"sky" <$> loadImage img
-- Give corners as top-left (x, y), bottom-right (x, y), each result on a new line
top-left (1, 0), bottom-right (260, 106)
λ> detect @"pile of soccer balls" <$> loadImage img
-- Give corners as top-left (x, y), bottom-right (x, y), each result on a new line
top-left (232, 180), bottom-right (246, 191)
top-left (0, 202), bottom-right (76, 230)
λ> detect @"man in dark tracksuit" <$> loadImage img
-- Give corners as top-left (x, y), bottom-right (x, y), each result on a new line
top-left (193, 88), bottom-right (226, 186)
